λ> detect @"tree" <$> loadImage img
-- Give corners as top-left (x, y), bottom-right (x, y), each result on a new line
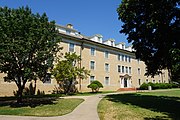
top-left (117, 0), bottom-right (180, 81)
top-left (87, 80), bottom-right (103, 92)
top-left (0, 6), bottom-right (61, 103)
top-left (52, 52), bottom-right (90, 94)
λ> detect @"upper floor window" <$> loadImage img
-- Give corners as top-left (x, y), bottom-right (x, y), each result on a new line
top-left (122, 55), bottom-right (124, 61)
top-left (105, 63), bottom-right (109, 72)
top-left (90, 76), bottom-right (95, 83)
top-left (90, 61), bottom-right (95, 70)
top-left (105, 51), bottom-right (109, 58)
top-left (118, 54), bottom-right (121, 61)
top-left (129, 56), bottom-right (131, 63)
top-left (129, 67), bottom-right (131, 74)
top-left (69, 43), bottom-right (75, 52)
top-left (125, 55), bottom-right (128, 62)
top-left (105, 77), bottom-right (110, 85)
top-left (126, 66), bottom-right (128, 73)
top-left (111, 41), bottom-right (114, 46)
top-left (66, 30), bottom-right (71, 34)
top-left (122, 44), bottom-right (125, 49)
top-left (122, 66), bottom-right (124, 73)
top-left (138, 79), bottom-right (141, 85)
top-left (118, 65), bottom-right (121, 73)
top-left (90, 47), bottom-right (95, 56)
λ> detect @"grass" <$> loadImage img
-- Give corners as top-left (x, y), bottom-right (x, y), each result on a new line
top-left (98, 89), bottom-right (180, 120)
top-left (0, 98), bottom-right (84, 116)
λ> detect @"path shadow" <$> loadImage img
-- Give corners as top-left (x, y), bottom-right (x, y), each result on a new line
top-left (106, 93), bottom-right (180, 120)
top-left (0, 96), bottom-right (60, 108)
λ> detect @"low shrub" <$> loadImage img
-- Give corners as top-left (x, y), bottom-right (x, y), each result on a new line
top-left (87, 80), bottom-right (103, 92)
top-left (140, 82), bottom-right (177, 90)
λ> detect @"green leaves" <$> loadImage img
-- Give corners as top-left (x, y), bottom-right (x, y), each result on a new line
top-left (0, 6), bottom-right (61, 101)
top-left (117, 0), bottom-right (180, 78)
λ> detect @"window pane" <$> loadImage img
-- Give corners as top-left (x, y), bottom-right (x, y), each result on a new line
top-left (90, 76), bottom-right (95, 83)
top-left (105, 77), bottom-right (109, 85)
top-left (105, 51), bottom-right (108, 58)
top-left (122, 66), bottom-right (124, 73)
top-left (129, 67), bottom-right (131, 74)
top-left (69, 43), bottom-right (74, 52)
top-left (126, 66), bottom-right (128, 73)
top-left (91, 47), bottom-right (95, 56)
top-left (90, 61), bottom-right (95, 70)
top-left (105, 63), bottom-right (109, 72)
top-left (118, 65), bottom-right (121, 73)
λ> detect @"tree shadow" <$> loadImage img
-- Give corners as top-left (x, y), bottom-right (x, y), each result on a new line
top-left (106, 93), bottom-right (180, 120)
top-left (0, 96), bottom-right (60, 108)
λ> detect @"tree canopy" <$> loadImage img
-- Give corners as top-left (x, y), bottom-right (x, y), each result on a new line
top-left (117, 0), bottom-right (180, 81)
top-left (52, 52), bottom-right (90, 94)
top-left (0, 6), bottom-right (61, 102)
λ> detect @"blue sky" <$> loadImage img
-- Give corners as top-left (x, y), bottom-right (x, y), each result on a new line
top-left (0, 0), bottom-right (128, 44)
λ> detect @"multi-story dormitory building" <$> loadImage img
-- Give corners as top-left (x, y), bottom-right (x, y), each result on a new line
top-left (0, 24), bottom-right (169, 96)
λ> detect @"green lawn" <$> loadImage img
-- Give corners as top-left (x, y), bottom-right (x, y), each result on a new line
top-left (98, 89), bottom-right (180, 120)
top-left (0, 98), bottom-right (84, 116)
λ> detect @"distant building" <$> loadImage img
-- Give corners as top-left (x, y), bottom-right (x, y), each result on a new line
top-left (0, 24), bottom-right (169, 96)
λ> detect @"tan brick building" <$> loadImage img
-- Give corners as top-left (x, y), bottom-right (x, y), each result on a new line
top-left (0, 24), bottom-right (169, 96)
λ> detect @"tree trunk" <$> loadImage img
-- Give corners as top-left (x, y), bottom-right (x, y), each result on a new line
top-left (17, 86), bottom-right (23, 103)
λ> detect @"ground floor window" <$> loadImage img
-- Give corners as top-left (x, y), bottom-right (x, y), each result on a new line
top-left (90, 76), bottom-right (95, 83)
top-left (105, 77), bottom-right (110, 85)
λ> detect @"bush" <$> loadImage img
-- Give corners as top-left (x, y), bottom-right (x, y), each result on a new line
top-left (87, 80), bottom-right (103, 92)
top-left (140, 82), bottom-right (177, 90)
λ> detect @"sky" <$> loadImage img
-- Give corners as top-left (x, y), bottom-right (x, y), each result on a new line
top-left (0, 0), bottom-right (129, 45)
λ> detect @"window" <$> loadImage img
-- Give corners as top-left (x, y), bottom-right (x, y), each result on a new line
top-left (69, 43), bottom-right (75, 52)
top-left (43, 73), bottom-right (51, 84)
top-left (105, 63), bottom-right (109, 72)
top-left (105, 51), bottom-right (109, 58)
top-left (122, 44), bottom-right (124, 49)
top-left (125, 55), bottom-right (128, 62)
top-left (138, 68), bottom-right (141, 75)
top-left (105, 77), bottom-right (110, 85)
top-left (138, 79), bottom-right (141, 85)
top-left (66, 30), bottom-right (71, 34)
top-left (159, 80), bottom-right (161, 83)
top-left (122, 55), bottom-right (124, 61)
top-left (111, 41), bottom-right (114, 46)
top-left (118, 65), bottom-right (121, 73)
top-left (90, 61), bottom-right (95, 70)
top-left (118, 54), bottom-right (121, 61)
top-left (129, 67), bottom-right (131, 74)
top-left (129, 56), bottom-right (131, 62)
top-left (90, 76), bottom-right (95, 83)
top-left (90, 47), bottom-right (95, 56)
top-left (153, 80), bottom-right (156, 83)
top-left (126, 66), bottom-right (128, 73)
top-left (122, 66), bottom-right (124, 73)
top-left (146, 79), bottom-right (148, 83)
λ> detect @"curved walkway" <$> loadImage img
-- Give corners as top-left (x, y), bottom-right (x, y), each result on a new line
top-left (0, 94), bottom-right (107, 120)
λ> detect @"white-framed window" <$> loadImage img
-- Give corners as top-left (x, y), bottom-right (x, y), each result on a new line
top-left (126, 66), bottom-right (128, 73)
top-left (118, 65), bottom-right (121, 73)
top-left (125, 55), bottom-right (128, 62)
top-left (122, 55), bottom-right (124, 61)
top-left (122, 66), bottom-right (124, 73)
top-left (138, 68), bottom-right (141, 75)
top-left (105, 51), bottom-right (109, 58)
top-left (129, 56), bottom-right (131, 63)
top-left (129, 67), bottom-right (132, 74)
top-left (105, 77), bottom-right (110, 85)
top-left (69, 43), bottom-right (75, 52)
top-left (90, 76), bottom-right (95, 83)
top-left (90, 47), bottom-right (95, 56)
top-left (105, 63), bottom-right (109, 72)
top-left (66, 30), bottom-right (71, 34)
top-left (118, 54), bottom-right (121, 61)
top-left (90, 61), bottom-right (95, 70)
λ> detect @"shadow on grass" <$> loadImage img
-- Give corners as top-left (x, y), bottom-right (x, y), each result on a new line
top-left (106, 93), bottom-right (180, 120)
top-left (0, 95), bottom-right (61, 108)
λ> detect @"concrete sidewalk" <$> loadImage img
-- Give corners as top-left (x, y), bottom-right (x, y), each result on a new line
top-left (0, 94), bottom-right (105, 120)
